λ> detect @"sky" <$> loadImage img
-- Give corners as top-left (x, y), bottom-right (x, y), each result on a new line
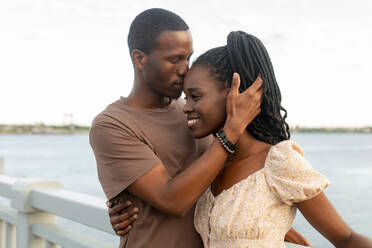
top-left (0, 0), bottom-right (371, 127)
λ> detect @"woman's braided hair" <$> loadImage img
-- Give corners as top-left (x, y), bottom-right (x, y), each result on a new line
top-left (192, 31), bottom-right (290, 145)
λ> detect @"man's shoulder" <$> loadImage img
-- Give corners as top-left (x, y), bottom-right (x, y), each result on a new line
top-left (91, 97), bottom-right (186, 137)
top-left (89, 98), bottom-right (140, 151)
top-left (91, 98), bottom-right (133, 127)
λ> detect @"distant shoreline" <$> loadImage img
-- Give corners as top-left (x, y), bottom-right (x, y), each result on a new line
top-left (0, 124), bottom-right (90, 134)
top-left (1, 124), bottom-right (371, 134)
top-left (290, 126), bottom-right (372, 134)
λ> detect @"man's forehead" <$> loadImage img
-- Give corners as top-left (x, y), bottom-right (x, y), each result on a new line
top-left (153, 30), bottom-right (193, 52)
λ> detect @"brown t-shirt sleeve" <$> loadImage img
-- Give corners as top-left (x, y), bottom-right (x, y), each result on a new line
top-left (90, 119), bottom-right (161, 200)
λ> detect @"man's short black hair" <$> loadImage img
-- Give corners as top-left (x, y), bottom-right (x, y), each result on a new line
top-left (127, 8), bottom-right (189, 54)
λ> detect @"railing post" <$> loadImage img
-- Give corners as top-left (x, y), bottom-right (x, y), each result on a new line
top-left (0, 157), bottom-right (4, 174)
top-left (0, 220), bottom-right (5, 248)
top-left (11, 178), bottom-right (62, 248)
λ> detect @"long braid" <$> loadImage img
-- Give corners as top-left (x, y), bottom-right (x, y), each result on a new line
top-left (193, 31), bottom-right (290, 145)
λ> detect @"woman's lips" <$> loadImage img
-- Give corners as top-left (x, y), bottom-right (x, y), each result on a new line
top-left (187, 118), bottom-right (200, 128)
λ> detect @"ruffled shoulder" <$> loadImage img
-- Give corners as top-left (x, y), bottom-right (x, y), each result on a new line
top-left (264, 140), bottom-right (330, 205)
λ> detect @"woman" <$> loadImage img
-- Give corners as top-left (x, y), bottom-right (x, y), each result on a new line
top-left (183, 31), bottom-right (372, 247)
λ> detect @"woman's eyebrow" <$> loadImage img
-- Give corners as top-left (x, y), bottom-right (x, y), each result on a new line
top-left (185, 87), bottom-right (201, 92)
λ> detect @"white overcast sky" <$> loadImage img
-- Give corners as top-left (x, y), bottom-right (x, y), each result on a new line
top-left (1, 0), bottom-right (371, 127)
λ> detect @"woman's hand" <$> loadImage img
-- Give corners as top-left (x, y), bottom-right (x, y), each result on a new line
top-left (223, 73), bottom-right (263, 143)
top-left (107, 200), bottom-right (139, 236)
top-left (285, 227), bottom-right (312, 247)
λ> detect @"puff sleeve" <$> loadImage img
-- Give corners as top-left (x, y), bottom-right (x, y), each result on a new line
top-left (264, 140), bottom-right (330, 205)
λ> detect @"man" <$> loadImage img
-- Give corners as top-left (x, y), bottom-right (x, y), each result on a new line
top-left (90, 8), bottom-right (308, 248)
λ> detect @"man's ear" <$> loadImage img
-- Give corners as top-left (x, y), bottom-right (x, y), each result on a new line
top-left (131, 49), bottom-right (147, 70)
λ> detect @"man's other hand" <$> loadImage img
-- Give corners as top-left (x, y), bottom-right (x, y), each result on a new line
top-left (107, 200), bottom-right (139, 236)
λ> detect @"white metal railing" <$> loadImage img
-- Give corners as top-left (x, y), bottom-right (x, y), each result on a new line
top-left (0, 157), bottom-right (116, 248)
top-left (0, 157), bottom-right (307, 248)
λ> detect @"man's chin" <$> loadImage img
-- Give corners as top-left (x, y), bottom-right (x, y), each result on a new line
top-left (168, 90), bottom-right (183, 99)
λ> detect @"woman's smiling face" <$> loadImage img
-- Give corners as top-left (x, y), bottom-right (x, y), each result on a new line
top-left (183, 65), bottom-right (229, 138)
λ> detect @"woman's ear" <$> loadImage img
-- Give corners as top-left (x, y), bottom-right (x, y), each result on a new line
top-left (222, 81), bottom-right (231, 97)
top-left (225, 81), bottom-right (230, 89)
top-left (131, 49), bottom-right (147, 70)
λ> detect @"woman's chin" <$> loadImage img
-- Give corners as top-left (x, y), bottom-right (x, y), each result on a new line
top-left (190, 129), bottom-right (212, 139)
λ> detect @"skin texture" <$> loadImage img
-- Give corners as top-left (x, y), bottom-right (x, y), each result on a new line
top-left (183, 65), bottom-right (372, 247)
top-left (107, 200), bottom-right (138, 236)
top-left (297, 193), bottom-right (372, 247)
top-left (128, 30), bottom-right (193, 108)
top-left (183, 65), bottom-right (229, 138)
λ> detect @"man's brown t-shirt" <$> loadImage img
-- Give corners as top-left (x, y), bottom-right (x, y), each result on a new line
top-left (89, 97), bottom-right (211, 248)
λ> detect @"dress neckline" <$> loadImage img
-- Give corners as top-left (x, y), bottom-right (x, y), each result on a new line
top-left (208, 167), bottom-right (265, 199)
top-left (209, 144), bottom-right (276, 199)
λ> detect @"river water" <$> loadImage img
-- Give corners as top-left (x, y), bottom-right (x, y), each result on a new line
top-left (0, 133), bottom-right (371, 247)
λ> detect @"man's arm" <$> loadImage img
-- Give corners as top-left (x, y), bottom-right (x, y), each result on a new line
top-left (125, 73), bottom-right (262, 217)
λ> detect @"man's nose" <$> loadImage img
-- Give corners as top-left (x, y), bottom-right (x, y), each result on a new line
top-left (177, 60), bottom-right (189, 77)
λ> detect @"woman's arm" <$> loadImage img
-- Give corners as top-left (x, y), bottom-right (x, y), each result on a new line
top-left (296, 192), bottom-right (372, 247)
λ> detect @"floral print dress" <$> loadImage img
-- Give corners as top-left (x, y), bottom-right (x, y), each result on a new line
top-left (194, 140), bottom-right (330, 248)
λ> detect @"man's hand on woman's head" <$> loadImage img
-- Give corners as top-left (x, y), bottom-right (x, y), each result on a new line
top-left (107, 200), bottom-right (139, 236)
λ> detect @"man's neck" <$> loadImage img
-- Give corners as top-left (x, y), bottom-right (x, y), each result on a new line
top-left (126, 93), bottom-right (171, 109)
top-left (126, 81), bottom-right (172, 109)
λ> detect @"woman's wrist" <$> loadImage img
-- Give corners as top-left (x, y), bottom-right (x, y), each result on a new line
top-left (222, 119), bottom-right (242, 145)
top-left (215, 129), bottom-right (237, 154)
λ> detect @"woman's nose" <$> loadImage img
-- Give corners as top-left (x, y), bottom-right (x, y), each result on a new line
top-left (183, 99), bottom-right (192, 113)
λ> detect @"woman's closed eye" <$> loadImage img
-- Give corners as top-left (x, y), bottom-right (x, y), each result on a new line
top-left (184, 94), bottom-right (201, 101)
top-left (191, 94), bottom-right (201, 101)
